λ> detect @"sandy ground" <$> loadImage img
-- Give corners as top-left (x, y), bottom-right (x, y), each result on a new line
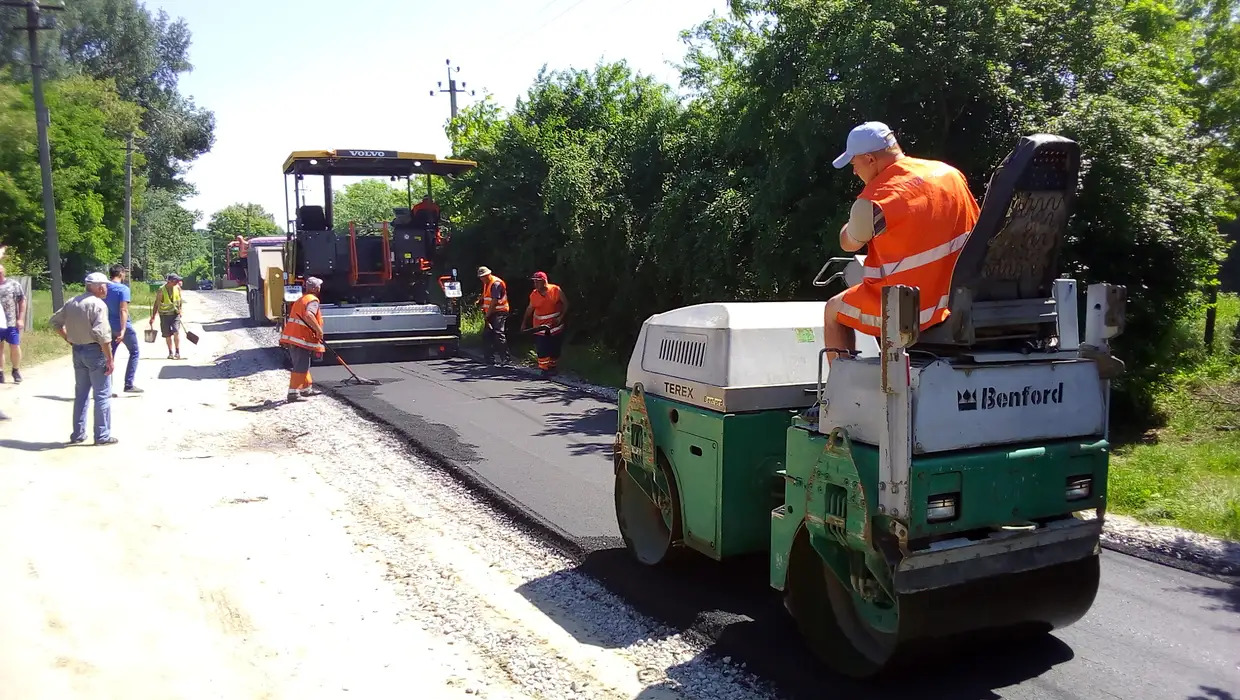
top-left (0, 292), bottom-right (773, 700)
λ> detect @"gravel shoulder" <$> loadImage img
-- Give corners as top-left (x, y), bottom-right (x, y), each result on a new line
top-left (0, 290), bottom-right (778, 700)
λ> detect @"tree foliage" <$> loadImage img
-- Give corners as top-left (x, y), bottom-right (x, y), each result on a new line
top-left (446, 0), bottom-right (1234, 410)
top-left (205, 203), bottom-right (282, 278)
top-left (0, 0), bottom-right (213, 288)
top-left (135, 187), bottom-right (202, 280)
top-left (0, 73), bottom-right (144, 280)
top-left (332, 179), bottom-right (409, 231)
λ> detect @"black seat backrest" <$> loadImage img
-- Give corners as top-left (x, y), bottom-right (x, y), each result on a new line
top-left (298, 205), bottom-right (329, 231)
top-left (917, 134), bottom-right (1080, 349)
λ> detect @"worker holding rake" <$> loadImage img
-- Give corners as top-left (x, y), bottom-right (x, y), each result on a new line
top-left (279, 276), bottom-right (325, 402)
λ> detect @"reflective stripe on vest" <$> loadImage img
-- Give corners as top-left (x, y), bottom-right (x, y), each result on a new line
top-left (157, 286), bottom-right (181, 314)
top-left (481, 275), bottom-right (509, 313)
top-left (836, 157), bottom-right (980, 336)
top-left (530, 283), bottom-right (564, 335)
top-left (280, 294), bottom-right (325, 352)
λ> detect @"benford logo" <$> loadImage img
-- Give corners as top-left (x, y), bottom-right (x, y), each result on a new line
top-left (957, 382), bottom-right (1064, 411)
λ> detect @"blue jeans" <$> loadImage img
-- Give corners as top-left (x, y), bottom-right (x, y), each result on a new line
top-left (72, 344), bottom-right (112, 442)
top-left (110, 326), bottom-right (139, 389)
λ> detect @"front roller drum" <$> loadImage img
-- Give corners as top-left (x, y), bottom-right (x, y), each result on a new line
top-left (784, 532), bottom-right (1102, 678)
top-left (614, 453), bottom-right (688, 566)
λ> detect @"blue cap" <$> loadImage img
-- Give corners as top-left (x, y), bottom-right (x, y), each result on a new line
top-left (833, 121), bottom-right (898, 169)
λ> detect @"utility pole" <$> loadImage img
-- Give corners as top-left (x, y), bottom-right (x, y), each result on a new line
top-left (4, 0), bottom-right (66, 309)
top-left (123, 133), bottom-right (133, 283)
top-left (430, 59), bottom-right (475, 120)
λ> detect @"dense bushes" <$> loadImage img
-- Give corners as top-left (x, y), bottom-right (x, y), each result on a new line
top-left (443, 0), bottom-right (1235, 411)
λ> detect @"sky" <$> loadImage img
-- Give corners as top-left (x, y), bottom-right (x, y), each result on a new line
top-left (147, 0), bottom-right (731, 228)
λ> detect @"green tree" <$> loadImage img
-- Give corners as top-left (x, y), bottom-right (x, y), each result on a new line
top-left (205, 203), bottom-right (282, 278)
top-left (0, 0), bottom-right (216, 192)
top-left (135, 187), bottom-right (202, 280)
top-left (445, 0), bottom-right (1233, 413)
top-left (0, 73), bottom-right (144, 279)
top-left (331, 179), bottom-right (408, 231)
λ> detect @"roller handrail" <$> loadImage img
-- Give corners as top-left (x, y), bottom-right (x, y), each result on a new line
top-left (813, 257), bottom-right (856, 288)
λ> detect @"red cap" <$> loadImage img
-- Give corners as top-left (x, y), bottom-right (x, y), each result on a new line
top-left (530, 271), bottom-right (548, 281)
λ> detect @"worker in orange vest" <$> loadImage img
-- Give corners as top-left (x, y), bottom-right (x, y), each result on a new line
top-left (521, 271), bottom-right (568, 377)
top-left (822, 122), bottom-right (980, 364)
top-left (476, 266), bottom-right (510, 365)
top-left (279, 276), bottom-right (326, 401)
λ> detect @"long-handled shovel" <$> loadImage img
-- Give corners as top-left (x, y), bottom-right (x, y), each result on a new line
top-left (322, 342), bottom-right (379, 386)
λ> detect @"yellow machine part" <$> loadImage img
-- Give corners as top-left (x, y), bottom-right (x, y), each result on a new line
top-left (265, 267), bottom-right (283, 321)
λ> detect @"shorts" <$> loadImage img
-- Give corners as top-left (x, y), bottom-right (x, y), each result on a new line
top-left (0, 327), bottom-right (17, 345)
top-left (159, 314), bottom-right (181, 338)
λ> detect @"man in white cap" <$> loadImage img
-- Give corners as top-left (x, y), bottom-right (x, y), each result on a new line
top-left (279, 276), bottom-right (325, 401)
top-left (476, 265), bottom-right (510, 365)
top-left (822, 121), bottom-right (980, 364)
top-left (48, 272), bottom-right (118, 445)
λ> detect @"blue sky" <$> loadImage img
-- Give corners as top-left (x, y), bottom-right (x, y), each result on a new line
top-left (147, 0), bottom-right (730, 227)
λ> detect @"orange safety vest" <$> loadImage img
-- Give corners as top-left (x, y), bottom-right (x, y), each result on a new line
top-left (529, 283), bottom-right (565, 335)
top-left (280, 293), bottom-right (325, 352)
top-left (480, 274), bottom-right (510, 314)
top-left (837, 157), bottom-right (980, 336)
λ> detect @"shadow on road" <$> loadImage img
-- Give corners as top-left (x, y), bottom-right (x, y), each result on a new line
top-left (517, 547), bottom-right (1077, 700)
top-left (1188, 688), bottom-right (1238, 700)
top-left (1177, 580), bottom-right (1240, 614)
top-left (34, 394), bottom-right (73, 403)
top-left (0, 439), bottom-right (71, 452)
top-left (157, 348), bottom-right (275, 382)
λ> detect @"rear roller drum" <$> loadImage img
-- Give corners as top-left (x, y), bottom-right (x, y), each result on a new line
top-left (614, 453), bottom-right (687, 566)
top-left (784, 532), bottom-right (903, 678)
top-left (784, 530), bottom-right (1103, 678)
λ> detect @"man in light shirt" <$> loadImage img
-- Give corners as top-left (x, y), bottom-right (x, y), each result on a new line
top-left (48, 272), bottom-right (117, 446)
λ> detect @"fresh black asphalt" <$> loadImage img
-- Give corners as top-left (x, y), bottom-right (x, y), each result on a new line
top-left (310, 355), bottom-right (1240, 700)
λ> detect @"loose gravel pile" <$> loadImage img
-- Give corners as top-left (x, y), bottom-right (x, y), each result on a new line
top-left (200, 291), bottom-right (781, 700)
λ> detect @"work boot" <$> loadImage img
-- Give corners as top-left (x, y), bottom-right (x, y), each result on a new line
top-left (301, 387), bottom-right (322, 397)
top-left (125, 385), bottom-right (144, 393)
top-left (286, 391), bottom-right (301, 402)
top-left (10, 369), bottom-right (19, 384)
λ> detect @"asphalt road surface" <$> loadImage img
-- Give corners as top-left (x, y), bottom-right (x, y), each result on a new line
top-left (310, 355), bottom-right (1239, 700)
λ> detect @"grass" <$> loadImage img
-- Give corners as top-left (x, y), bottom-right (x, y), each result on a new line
top-left (24, 283), bottom-right (158, 367)
top-left (459, 307), bottom-right (627, 388)
top-left (1108, 292), bottom-right (1240, 540)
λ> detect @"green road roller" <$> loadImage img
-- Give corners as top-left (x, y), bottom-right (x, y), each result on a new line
top-left (612, 134), bottom-right (1128, 677)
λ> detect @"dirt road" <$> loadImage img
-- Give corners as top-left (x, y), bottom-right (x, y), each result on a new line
top-left (0, 291), bottom-right (772, 700)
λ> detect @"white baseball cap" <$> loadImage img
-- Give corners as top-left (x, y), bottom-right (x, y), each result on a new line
top-left (833, 121), bottom-right (898, 169)
top-left (84, 272), bottom-right (108, 284)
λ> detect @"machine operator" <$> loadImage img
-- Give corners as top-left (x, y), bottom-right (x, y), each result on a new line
top-left (822, 121), bottom-right (980, 365)
top-left (411, 195), bottom-right (441, 228)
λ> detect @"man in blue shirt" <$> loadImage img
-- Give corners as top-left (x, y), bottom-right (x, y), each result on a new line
top-left (105, 264), bottom-right (143, 394)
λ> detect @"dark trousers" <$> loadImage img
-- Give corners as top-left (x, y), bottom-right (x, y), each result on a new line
top-left (534, 331), bottom-right (563, 372)
top-left (110, 326), bottom-right (139, 389)
top-left (482, 312), bottom-right (509, 363)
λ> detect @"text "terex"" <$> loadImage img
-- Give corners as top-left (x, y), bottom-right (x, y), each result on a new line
top-left (663, 381), bottom-right (694, 399)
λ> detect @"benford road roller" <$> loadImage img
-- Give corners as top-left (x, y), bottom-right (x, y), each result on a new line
top-left (612, 134), bottom-right (1128, 677)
